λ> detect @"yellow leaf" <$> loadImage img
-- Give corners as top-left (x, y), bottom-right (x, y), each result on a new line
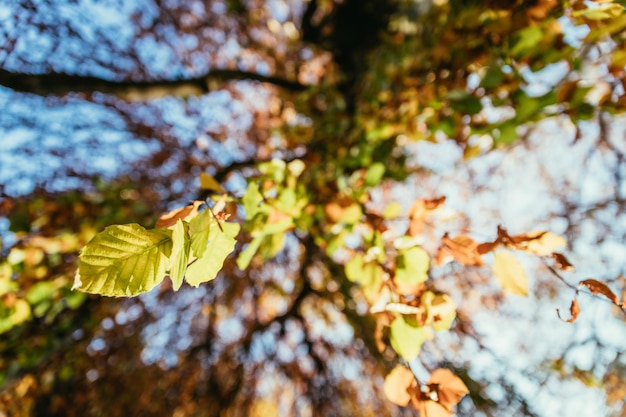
top-left (199, 173), bottom-right (224, 193)
top-left (492, 251), bottom-right (529, 296)
top-left (525, 232), bottom-right (566, 256)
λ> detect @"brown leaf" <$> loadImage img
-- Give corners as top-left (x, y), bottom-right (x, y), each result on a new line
top-left (429, 369), bottom-right (469, 412)
top-left (156, 201), bottom-right (204, 229)
top-left (579, 279), bottom-right (620, 304)
top-left (423, 196), bottom-right (446, 210)
top-left (408, 196), bottom-right (445, 237)
top-left (557, 298), bottom-right (580, 323)
top-left (496, 225), bottom-right (514, 245)
top-left (556, 80), bottom-right (579, 103)
top-left (409, 387), bottom-right (452, 417)
top-left (477, 241), bottom-right (498, 254)
top-left (552, 252), bottom-right (575, 271)
top-left (384, 366), bottom-right (416, 406)
top-left (440, 234), bottom-right (484, 266)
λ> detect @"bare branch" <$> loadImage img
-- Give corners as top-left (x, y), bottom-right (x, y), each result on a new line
top-left (0, 68), bottom-right (307, 99)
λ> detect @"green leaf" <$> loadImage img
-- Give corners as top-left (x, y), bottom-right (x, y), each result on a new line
top-left (364, 162), bottom-right (386, 187)
top-left (237, 235), bottom-right (263, 270)
top-left (383, 202), bottom-right (403, 219)
top-left (492, 251), bottom-right (529, 296)
top-left (0, 299), bottom-right (31, 334)
top-left (394, 246), bottom-right (429, 292)
top-left (261, 218), bottom-right (293, 235)
top-left (189, 210), bottom-right (212, 257)
top-left (389, 316), bottom-right (427, 361)
top-left (186, 221), bottom-right (240, 287)
top-left (481, 65), bottom-right (504, 89)
top-left (513, 90), bottom-right (545, 123)
top-left (242, 182), bottom-right (264, 220)
top-left (26, 281), bottom-right (55, 305)
top-left (511, 26), bottom-right (544, 58)
top-left (448, 90), bottom-right (483, 115)
top-left (73, 224), bottom-right (172, 297)
top-left (345, 255), bottom-right (367, 283)
top-left (168, 220), bottom-right (190, 291)
top-left (495, 121), bottom-right (518, 146)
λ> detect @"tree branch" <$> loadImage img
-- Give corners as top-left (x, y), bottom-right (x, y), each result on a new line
top-left (0, 68), bottom-right (307, 99)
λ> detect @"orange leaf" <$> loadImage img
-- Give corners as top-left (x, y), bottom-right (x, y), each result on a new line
top-left (409, 388), bottom-right (452, 417)
top-left (429, 369), bottom-right (469, 412)
top-left (579, 279), bottom-right (620, 304)
top-left (408, 199), bottom-right (427, 237)
top-left (423, 196), bottom-right (446, 210)
top-left (558, 298), bottom-right (580, 323)
top-left (440, 234), bottom-right (484, 266)
top-left (156, 201), bottom-right (204, 229)
top-left (552, 252), bottom-right (575, 271)
top-left (408, 196), bottom-right (445, 237)
top-left (384, 366), bottom-right (416, 406)
top-left (267, 208), bottom-right (292, 224)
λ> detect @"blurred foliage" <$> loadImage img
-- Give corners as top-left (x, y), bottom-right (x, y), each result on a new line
top-left (1, 0), bottom-right (626, 416)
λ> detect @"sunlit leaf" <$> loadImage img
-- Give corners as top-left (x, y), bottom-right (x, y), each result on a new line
top-left (389, 316), bottom-right (427, 361)
top-left (189, 210), bottom-right (212, 258)
top-left (168, 220), bottom-right (190, 291)
top-left (186, 221), bottom-right (240, 287)
top-left (384, 365), bottom-right (416, 406)
top-left (73, 224), bottom-right (172, 297)
top-left (492, 251), bottom-right (529, 296)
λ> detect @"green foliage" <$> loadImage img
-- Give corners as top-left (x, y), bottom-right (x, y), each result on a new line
top-left (186, 220), bottom-right (240, 287)
top-left (73, 224), bottom-right (173, 297)
top-left (74, 205), bottom-right (240, 297)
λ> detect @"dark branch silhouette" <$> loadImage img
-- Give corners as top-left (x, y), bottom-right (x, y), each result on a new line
top-left (0, 68), bottom-right (307, 98)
